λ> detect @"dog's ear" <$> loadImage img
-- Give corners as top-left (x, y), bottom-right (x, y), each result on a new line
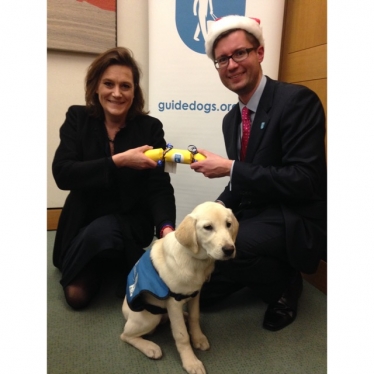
top-left (174, 215), bottom-right (199, 254)
top-left (229, 210), bottom-right (239, 242)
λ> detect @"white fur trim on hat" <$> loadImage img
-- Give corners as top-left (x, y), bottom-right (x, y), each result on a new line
top-left (205, 15), bottom-right (264, 61)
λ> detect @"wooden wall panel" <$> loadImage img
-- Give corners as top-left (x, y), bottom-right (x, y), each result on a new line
top-left (279, 0), bottom-right (327, 122)
top-left (47, 209), bottom-right (62, 231)
top-left (279, 0), bottom-right (327, 293)
top-left (283, 0), bottom-right (327, 52)
top-left (279, 0), bottom-right (327, 84)
top-left (280, 44), bottom-right (327, 83)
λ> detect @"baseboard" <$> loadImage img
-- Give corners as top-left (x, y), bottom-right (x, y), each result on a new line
top-left (302, 260), bottom-right (327, 295)
top-left (47, 208), bottom-right (62, 231)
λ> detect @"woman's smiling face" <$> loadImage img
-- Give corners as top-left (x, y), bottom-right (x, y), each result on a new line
top-left (96, 64), bottom-right (135, 123)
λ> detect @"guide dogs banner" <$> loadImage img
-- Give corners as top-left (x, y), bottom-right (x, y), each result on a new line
top-left (148, 0), bottom-right (285, 223)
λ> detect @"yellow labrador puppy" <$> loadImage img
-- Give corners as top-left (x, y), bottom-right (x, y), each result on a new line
top-left (120, 201), bottom-right (239, 374)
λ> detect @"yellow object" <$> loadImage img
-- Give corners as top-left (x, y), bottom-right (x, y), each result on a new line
top-left (164, 149), bottom-right (193, 164)
top-left (144, 149), bottom-right (164, 161)
top-left (144, 148), bottom-right (206, 164)
top-left (193, 153), bottom-right (206, 161)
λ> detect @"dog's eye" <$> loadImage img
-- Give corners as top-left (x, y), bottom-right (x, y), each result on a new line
top-left (226, 222), bottom-right (232, 228)
top-left (204, 225), bottom-right (213, 231)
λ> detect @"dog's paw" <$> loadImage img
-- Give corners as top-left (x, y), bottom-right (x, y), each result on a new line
top-left (120, 334), bottom-right (162, 359)
top-left (183, 357), bottom-right (206, 374)
top-left (191, 334), bottom-right (210, 351)
top-left (145, 344), bottom-right (162, 359)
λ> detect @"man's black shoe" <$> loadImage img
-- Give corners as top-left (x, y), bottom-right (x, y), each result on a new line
top-left (263, 272), bottom-right (303, 331)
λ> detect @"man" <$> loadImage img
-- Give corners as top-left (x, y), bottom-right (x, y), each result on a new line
top-left (190, 15), bottom-right (326, 331)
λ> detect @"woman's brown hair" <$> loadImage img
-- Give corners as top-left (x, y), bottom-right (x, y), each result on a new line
top-left (85, 47), bottom-right (149, 119)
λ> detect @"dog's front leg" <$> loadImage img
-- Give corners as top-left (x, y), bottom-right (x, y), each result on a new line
top-left (167, 300), bottom-right (206, 374)
top-left (121, 298), bottom-right (163, 359)
top-left (187, 294), bottom-right (210, 351)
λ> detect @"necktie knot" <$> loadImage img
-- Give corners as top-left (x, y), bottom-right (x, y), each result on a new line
top-left (240, 107), bottom-right (251, 160)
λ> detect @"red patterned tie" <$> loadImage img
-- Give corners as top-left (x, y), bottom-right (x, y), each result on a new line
top-left (240, 106), bottom-right (251, 161)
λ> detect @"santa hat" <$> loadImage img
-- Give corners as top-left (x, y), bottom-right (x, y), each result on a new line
top-left (205, 15), bottom-right (264, 61)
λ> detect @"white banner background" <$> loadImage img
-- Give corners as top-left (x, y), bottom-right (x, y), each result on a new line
top-left (149, 0), bottom-right (284, 224)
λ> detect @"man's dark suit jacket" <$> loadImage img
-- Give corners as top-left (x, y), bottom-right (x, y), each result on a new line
top-left (218, 77), bottom-right (327, 274)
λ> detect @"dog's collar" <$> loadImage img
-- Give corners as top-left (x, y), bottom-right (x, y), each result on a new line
top-left (142, 289), bottom-right (198, 314)
top-left (142, 290), bottom-right (199, 315)
top-left (169, 290), bottom-right (199, 301)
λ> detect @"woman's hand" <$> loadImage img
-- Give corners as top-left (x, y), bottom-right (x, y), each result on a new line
top-left (161, 227), bottom-right (174, 237)
top-left (112, 145), bottom-right (158, 169)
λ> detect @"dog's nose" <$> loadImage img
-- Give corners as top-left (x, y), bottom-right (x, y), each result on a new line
top-left (222, 245), bottom-right (235, 257)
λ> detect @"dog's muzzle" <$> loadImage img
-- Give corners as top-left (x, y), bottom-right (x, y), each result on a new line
top-left (222, 245), bottom-right (235, 258)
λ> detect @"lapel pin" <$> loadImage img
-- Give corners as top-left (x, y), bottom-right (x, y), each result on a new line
top-left (260, 122), bottom-right (266, 129)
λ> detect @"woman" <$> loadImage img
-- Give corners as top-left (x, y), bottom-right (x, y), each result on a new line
top-left (52, 47), bottom-right (176, 310)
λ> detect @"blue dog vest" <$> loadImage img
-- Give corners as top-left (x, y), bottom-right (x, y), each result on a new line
top-left (126, 249), bottom-right (198, 314)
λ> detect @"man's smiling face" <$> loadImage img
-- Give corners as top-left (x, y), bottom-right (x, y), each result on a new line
top-left (214, 30), bottom-right (264, 104)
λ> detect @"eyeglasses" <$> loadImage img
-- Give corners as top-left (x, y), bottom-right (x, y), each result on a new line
top-left (214, 48), bottom-right (256, 69)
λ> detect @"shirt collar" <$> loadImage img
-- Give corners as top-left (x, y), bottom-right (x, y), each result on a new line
top-left (239, 75), bottom-right (267, 114)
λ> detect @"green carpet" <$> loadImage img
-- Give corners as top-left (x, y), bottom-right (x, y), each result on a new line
top-left (47, 231), bottom-right (327, 374)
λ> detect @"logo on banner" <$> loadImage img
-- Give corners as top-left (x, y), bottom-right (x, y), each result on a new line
top-left (175, 0), bottom-right (246, 54)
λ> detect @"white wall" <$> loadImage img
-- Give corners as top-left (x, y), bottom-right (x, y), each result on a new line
top-left (47, 51), bottom-right (95, 207)
top-left (117, 0), bottom-right (149, 110)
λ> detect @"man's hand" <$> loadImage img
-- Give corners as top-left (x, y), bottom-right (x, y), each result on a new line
top-left (190, 149), bottom-right (233, 178)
